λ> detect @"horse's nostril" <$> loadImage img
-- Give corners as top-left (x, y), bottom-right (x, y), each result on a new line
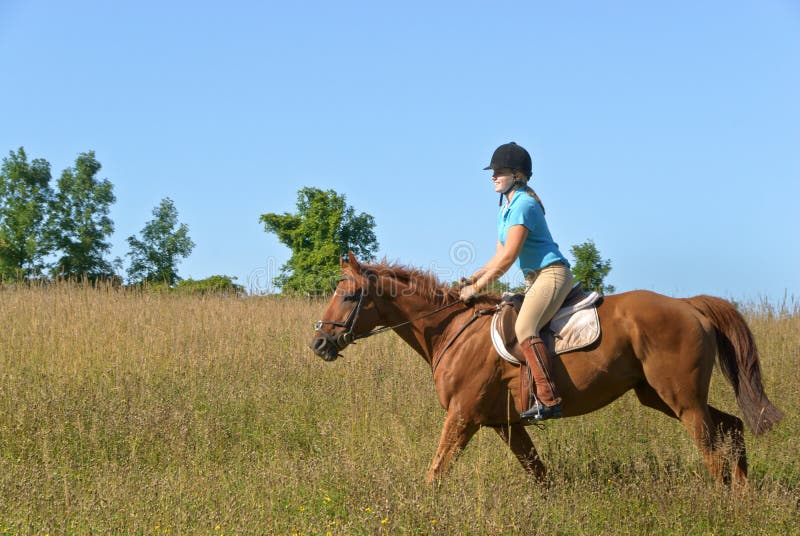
top-left (312, 338), bottom-right (327, 352)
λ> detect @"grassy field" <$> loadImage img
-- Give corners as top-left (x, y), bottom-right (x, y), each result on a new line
top-left (0, 285), bottom-right (798, 535)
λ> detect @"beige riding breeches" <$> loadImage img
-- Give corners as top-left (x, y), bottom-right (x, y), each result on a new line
top-left (515, 262), bottom-right (574, 342)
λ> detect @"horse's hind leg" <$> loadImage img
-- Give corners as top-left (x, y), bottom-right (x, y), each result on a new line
top-left (493, 423), bottom-right (547, 481)
top-left (638, 376), bottom-right (748, 487)
top-left (638, 368), bottom-right (745, 486)
top-left (666, 403), bottom-right (748, 489)
top-left (707, 405), bottom-right (748, 488)
top-left (639, 384), bottom-right (725, 484)
top-left (676, 406), bottom-right (735, 484)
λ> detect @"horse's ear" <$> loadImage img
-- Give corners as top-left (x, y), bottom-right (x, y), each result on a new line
top-left (346, 250), bottom-right (361, 271)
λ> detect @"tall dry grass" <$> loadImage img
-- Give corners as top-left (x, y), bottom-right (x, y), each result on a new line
top-left (0, 284), bottom-right (797, 534)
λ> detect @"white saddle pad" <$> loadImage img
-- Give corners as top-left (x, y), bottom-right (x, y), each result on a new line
top-left (542, 306), bottom-right (601, 355)
top-left (491, 291), bottom-right (602, 364)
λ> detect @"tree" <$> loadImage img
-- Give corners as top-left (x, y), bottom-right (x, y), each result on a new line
top-left (126, 197), bottom-right (195, 285)
top-left (173, 275), bottom-right (244, 296)
top-left (0, 147), bottom-right (53, 280)
top-left (452, 279), bottom-right (511, 295)
top-left (47, 151), bottom-right (116, 280)
top-left (570, 239), bottom-right (616, 294)
top-left (260, 187), bottom-right (379, 294)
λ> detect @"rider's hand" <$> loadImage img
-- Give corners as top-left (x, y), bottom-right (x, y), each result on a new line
top-left (457, 277), bottom-right (473, 290)
top-left (459, 284), bottom-right (478, 304)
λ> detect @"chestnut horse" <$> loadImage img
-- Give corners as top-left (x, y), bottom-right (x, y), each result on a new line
top-left (310, 253), bottom-right (783, 487)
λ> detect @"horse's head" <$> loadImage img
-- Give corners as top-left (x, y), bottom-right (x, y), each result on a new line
top-left (309, 251), bottom-right (381, 361)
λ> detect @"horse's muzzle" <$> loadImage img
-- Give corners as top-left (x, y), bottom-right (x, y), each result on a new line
top-left (310, 337), bottom-right (339, 361)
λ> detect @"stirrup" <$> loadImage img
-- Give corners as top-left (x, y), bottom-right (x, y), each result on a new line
top-left (520, 401), bottom-right (563, 421)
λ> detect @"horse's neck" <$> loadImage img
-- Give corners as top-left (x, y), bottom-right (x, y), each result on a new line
top-left (378, 288), bottom-right (462, 365)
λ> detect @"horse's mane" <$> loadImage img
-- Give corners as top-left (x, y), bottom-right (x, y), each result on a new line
top-left (361, 260), bottom-right (500, 306)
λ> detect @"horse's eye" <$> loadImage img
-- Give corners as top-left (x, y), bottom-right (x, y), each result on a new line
top-left (342, 293), bottom-right (359, 302)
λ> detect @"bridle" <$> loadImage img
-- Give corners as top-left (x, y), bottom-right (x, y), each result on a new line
top-left (314, 277), bottom-right (368, 351)
top-left (314, 275), bottom-right (467, 355)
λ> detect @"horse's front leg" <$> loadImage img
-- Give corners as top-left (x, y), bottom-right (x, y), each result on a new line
top-left (492, 423), bottom-right (547, 481)
top-left (425, 410), bottom-right (479, 484)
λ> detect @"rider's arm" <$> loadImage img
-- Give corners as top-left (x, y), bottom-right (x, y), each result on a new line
top-left (466, 241), bottom-right (503, 284)
top-left (473, 225), bottom-right (528, 292)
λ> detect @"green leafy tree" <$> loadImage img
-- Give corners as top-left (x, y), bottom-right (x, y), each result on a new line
top-left (0, 147), bottom-right (53, 280)
top-left (487, 280), bottom-right (512, 294)
top-left (570, 239), bottom-right (616, 294)
top-left (47, 151), bottom-right (116, 280)
top-left (126, 197), bottom-right (195, 285)
top-left (260, 187), bottom-right (378, 294)
top-left (173, 275), bottom-right (244, 296)
top-left (452, 279), bottom-right (511, 295)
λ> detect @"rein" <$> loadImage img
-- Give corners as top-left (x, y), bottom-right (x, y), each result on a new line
top-left (315, 276), bottom-right (496, 368)
top-left (355, 300), bottom-right (465, 341)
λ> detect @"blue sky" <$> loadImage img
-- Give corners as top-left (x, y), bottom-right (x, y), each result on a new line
top-left (2, 1), bottom-right (798, 302)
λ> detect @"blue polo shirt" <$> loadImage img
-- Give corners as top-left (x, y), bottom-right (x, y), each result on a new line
top-left (497, 188), bottom-right (569, 275)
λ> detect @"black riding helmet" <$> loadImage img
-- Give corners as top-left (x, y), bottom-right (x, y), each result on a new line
top-left (483, 142), bottom-right (532, 178)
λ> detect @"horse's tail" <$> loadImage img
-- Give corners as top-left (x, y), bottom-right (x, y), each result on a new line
top-left (682, 295), bottom-right (784, 435)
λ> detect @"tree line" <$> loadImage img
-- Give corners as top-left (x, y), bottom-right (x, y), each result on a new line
top-left (0, 147), bottom-right (196, 286)
top-left (3, 146), bottom-right (613, 294)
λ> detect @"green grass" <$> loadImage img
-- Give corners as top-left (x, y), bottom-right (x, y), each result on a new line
top-left (0, 285), bottom-right (797, 534)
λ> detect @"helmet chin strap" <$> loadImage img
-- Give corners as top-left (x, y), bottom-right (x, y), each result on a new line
top-left (499, 180), bottom-right (520, 206)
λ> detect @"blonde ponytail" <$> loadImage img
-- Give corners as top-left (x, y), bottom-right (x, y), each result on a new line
top-left (522, 185), bottom-right (545, 214)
